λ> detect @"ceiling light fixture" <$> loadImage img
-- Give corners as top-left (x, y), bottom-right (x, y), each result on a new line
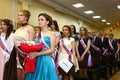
top-left (84, 10), bottom-right (94, 14)
top-left (106, 23), bottom-right (111, 25)
top-left (92, 16), bottom-right (101, 19)
top-left (72, 3), bottom-right (84, 8)
top-left (101, 19), bottom-right (106, 22)
top-left (117, 5), bottom-right (120, 9)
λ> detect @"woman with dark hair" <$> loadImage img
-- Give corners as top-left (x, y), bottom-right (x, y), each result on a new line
top-left (34, 26), bottom-right (40, 38)
top-left (76, 26), bottom-right (91, 79)
top-left (25, 13), bottom-right (58, 80)
top-left (70, 25), bottom-right (78, 41)
top-left (50, 20), bottom-right (61, 63)
top-left (0, 19), bottom-right (14, 80)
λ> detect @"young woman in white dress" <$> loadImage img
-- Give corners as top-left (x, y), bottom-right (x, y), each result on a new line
top-left (58, 25), bottom-right (77, 80)
top-left (0, 19), bottom-right (14, 80)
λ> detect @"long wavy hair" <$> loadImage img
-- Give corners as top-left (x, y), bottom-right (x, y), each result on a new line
top-left (79, 26), bottom-right (88, 38)
top-left (1, 19), bottom-right (13, 40)
top-left (61, 25), bottom-right (72, 40)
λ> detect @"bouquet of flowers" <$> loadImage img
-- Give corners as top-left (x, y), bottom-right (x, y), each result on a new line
top-left (20, 41), bottom-right (43, 73)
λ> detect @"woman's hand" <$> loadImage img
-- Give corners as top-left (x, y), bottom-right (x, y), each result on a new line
top-left (77, 55), bottom-right (81, 61)
top-left (27, 52), bottom-right (38, 59)
top-left (80, 54), bottom-right (84, 61)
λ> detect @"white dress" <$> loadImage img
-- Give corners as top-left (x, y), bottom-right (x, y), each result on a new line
top-left (0, 33), bottom-right (14, 80)
top-left (58, 37), bottom-right (79, 72)
top-left (58, 37), bottom-right (74, 63)
top-left (14, 29), bottom-right (30, 68)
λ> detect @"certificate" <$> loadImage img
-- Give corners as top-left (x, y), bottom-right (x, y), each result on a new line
top-left (58, 59), bottom-right (73, 73)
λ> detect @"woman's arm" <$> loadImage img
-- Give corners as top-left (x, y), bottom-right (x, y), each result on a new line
top-left (76, 41), bottom-right (80, 60)
top-left (71, 40), bottom-right (77, 67)
top-left (56, 39), bottom-right (62, 65)
top-left (28, 32), bottom-right (56, 59)
top-left (28, 25), bottom-right (35, 41)
top-left (116, 43), bottom-right (120, 53)
top-left (55, 32), bottom-right (61, 46)
top-left (81, 39), bottom-right (91, 60)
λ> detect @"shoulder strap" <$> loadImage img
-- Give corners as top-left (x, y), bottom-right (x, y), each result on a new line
top-left (38, 32), bottom-right (49, 50)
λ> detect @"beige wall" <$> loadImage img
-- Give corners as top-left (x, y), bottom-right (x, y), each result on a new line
top-left (28, 1), bottom-right (100, 32)
top-left (0, 0), bottom-right (12, 19)
top-left (104, 26), bottom-right (120, 39)
top-left (28, 1), bottom-right (80, 31)
top-left (0, 0), bottom-right (100, 33)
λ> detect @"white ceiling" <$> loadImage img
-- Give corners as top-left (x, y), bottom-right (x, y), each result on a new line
top-left (37, 0), bottom-right (120, 28)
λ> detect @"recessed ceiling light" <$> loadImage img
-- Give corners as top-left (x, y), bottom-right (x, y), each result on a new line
top-left (84, 10), bottom-right (94, 14)
top-left (117, 5), bottom-right (120, 9)
top-left (101, 19), bottom-right (106, 22)
top-left (72, 3), bottom-right (84, 8)
top-left (92, 16), bottom-right (101, 19)
top-left (106, 23), bottom-right (111, 25)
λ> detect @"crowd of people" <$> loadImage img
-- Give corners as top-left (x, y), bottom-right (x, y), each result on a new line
top-left (0, 10), bottom-right (120, 80)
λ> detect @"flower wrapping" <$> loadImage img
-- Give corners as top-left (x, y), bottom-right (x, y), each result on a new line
top-left (20, 42), bottom-right (43, 73)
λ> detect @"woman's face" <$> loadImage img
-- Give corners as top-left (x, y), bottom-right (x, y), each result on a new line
top-left (80, 28), bottom-right (85, 35)
top-left (0, 26), bottom-right (3, 33)
top-left (62, 27), bottom-right (69, 36)
top-left (1, 22), bottom-right (7, 32)
top-left (70, 26), bottom-right (74, 33)
top-left (38, 15), bottom-right (49, 28)
top-left (35, 27), bottom-right (40, 33)
top-left (18, 12), bottom-right (27, 23)
top-left (50, 23), bottom-right (55, 30)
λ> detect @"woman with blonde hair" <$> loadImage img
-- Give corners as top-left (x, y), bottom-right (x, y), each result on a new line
top-left (3, 10), bottom-right (35, 80)
top-left (15, 10), bottom-right (35, 80)
top-left (76, 27), bottom-right (92, 79)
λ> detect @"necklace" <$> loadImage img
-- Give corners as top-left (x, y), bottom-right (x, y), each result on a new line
top-left (22, 23), bottom-right (28, 26)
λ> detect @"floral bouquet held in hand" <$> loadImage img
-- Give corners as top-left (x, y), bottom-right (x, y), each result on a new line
top-left (20, 41), bottom-right (43, 73)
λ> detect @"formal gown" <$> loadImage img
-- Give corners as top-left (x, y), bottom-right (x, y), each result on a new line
top-left (0, 33), bottom-right (14, 80)
top-left (25, 36), bottom-right (58, 80)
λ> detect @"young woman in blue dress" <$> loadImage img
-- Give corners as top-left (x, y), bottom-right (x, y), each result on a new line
top-left (25, 13), bottom-right (58, 80)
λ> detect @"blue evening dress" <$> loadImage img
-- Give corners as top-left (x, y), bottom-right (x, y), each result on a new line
top-left (25, 36), bottom-right (58, 80)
